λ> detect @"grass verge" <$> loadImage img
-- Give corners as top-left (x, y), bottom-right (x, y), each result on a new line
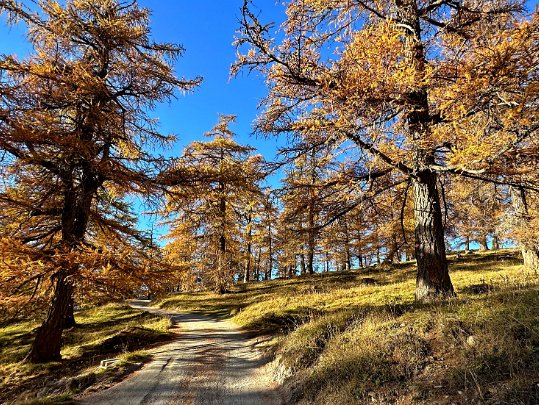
top-left (0, 303), bottom-right (174, 404)
top-left (159, 250), bottom-right (539, 404)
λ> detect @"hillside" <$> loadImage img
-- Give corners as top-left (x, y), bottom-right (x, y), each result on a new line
top-left (159, 250), bottom-right (539, 404)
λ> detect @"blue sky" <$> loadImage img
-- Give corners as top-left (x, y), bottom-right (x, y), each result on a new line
top-left (0, 0), bottom-right (286, 161)
top-left (135, 0), bottom-right (285, 160)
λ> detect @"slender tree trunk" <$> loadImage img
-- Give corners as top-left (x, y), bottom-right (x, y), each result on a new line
top-left (413, 170), bottom-right (454, 300)
top-left (300, 254), bottom-right (307, 275)
top-left (266, 222), bottom-right (273, 281)
top-left (465, 235), bottom-right (471, 253)
top-left (325, 252), bottom-right (330, 272)
top-left (64, 295), bottom-right (76, 328)
top-left (492, 234), bottom-right (500, 250)
top-left (244, 212), bottom-right (252, 283)
top-left (254, 248), bottom-right (261, 281)
top-left (511, 186), bottom-right (539, 270)
top-left (479, 235), bottom-right (489, 251)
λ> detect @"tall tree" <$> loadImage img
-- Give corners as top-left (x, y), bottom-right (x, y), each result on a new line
top-left (234, 0), bottom-right (539, 300)
top-left (0, 0), bottom-right (199, 362)
top-left (163, 115), bottom-right (264, 293)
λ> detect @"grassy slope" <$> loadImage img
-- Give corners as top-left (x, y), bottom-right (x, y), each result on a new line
top-left (160, 250), bottom-right (539, 404)
top-left (0, 303), bottom-right (174, 404)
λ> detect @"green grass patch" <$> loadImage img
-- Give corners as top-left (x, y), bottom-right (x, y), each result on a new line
top-left (0, 303), bottom-right (174, 404)
top-left (159, 249), bottom-right (539, 404)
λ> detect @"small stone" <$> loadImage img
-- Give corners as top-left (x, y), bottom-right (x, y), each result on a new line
top-left (466, 335), bottom-right (476, 347)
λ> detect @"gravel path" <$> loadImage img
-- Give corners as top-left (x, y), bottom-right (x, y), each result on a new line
top-left (77, 301), bottom-right (282, 405)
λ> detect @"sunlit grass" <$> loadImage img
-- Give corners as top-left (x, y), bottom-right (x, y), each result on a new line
top-left (0, 303), bottom-right (173, 403)
top-left (159, 249), bottom-right (539, 404)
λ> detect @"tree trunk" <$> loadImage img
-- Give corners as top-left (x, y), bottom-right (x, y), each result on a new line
top-left (479, 235), bottom-right (489, 251)
top-left (64, 294), bottom-right (76, 328)
top-left (396, 0), bottom-right (454, 301)
top-left (266, 222), bottom-right (273, 281)
top-left (28, 273), bottom-right (73, 363)
top-left (492, 234), bottom-right (500, 250)
top-left (254, 248), bottom-right (261, 281)
top-left (300, 254), bottom-right (307, 275)
top-left (465, 235), bottom-right (471, 253)
top-left (325, 252), bottom-right (330, 272)
top-left (413, 170), bottom-right (454, 300)
top-left (244, 212), bottom-right (252, 283)
top-left (510, 186), bottom-right (539, 270)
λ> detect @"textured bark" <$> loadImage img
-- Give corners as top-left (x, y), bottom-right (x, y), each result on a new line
top-left (28, 273), bottom-right (73, 362)
top-left (413, 170), bottom-right (454, 300)
top-left (29, 179), bottom-right (96, 362)
top-left (396, 0), bottom-right (454, 301)
top-left (511, 186), bottom-right (539, 271)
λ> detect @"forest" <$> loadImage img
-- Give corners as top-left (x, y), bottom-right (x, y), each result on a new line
top-left (0, 0), bottom-right (538, 404)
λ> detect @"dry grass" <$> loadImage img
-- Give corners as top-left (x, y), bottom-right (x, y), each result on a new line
top-left (0, 303), bottom-right (174, 404)
top-left (160, 249), bottom-right (539, 404)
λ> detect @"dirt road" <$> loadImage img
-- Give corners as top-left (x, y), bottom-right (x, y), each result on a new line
top-left (78, 301), bottom-right (282, 405)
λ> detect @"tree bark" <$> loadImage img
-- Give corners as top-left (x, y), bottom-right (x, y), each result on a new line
top-left (28, 273), bottom-right (73, 362)
top-left (300, 254), bottom-right (307, 275)
top-left (64, 294), bottom-right (76, 328)
top-left (396, 0), bottom-right (454, 301)
top-left (413, 170), bottom-right (454, 300)
top-left (510, 186), bottom-right (539, 271)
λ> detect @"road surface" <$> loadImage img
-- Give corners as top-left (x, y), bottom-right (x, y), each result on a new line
top-left (78, 301), bottom-right (282, 405)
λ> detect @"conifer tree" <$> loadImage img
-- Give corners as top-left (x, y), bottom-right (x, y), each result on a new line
top-left (0, 0), bottom-right (199, 362)
top-left (234, 0), bottom-right (539, 300)
top-left (163, 115), bottom-right (264, 292)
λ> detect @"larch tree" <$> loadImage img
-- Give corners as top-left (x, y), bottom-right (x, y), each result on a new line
top-left (162, 115), bottom-right (265, 293)
top-left (446, 179), bottom-right (507, 252)
top-left (0, 0), bottom-right (199, 362)
top-left (234, 0), bottom-right (539, 300)
top-left (279, 142), bottom-right (338, 275)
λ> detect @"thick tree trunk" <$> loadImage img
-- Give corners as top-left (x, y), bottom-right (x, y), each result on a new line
top-left (28, 273), bottom-right (73, 363)
top-left (511, 186), bottom-right (539, 270)
top-left (465, 235), bottom-right (471, 253)
top-left (395, 0), bottom-right (454, 301)
top-left (413, 170), bottom-right (454, 300)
